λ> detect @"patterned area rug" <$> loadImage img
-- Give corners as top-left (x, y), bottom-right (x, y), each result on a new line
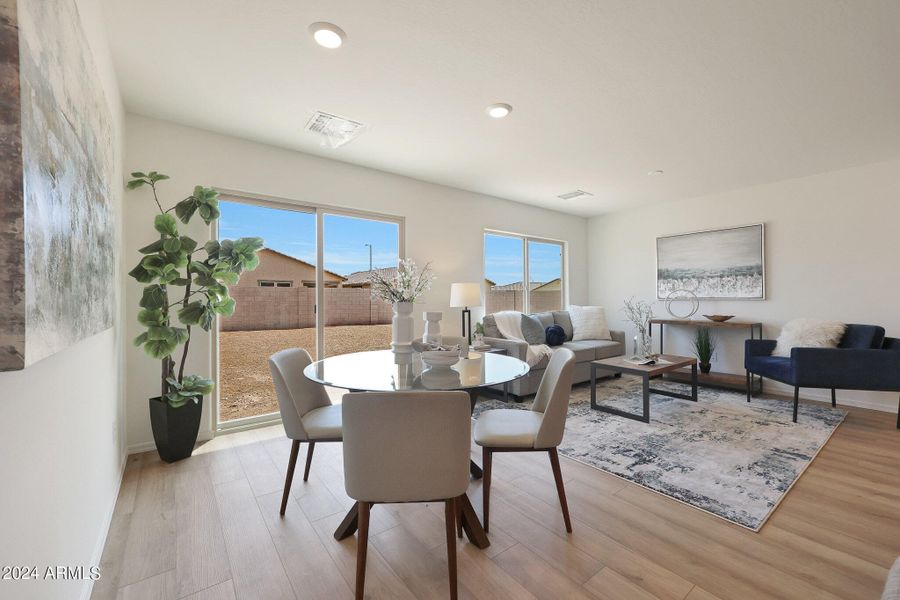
top-left (474, 378), bottom-right (845, 531)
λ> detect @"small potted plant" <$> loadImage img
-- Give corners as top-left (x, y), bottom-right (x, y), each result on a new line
top-left (127, 171), bottom-right (263, 462)
top-left (692, 327), bottom-right (717, 374)
top-left (473, 321), bottom-right (485, 346)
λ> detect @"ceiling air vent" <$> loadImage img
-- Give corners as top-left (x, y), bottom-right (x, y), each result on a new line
top-left (557, 190), bottom-right (593, 200)
top-left (305, 111), bottom-right (368, 148)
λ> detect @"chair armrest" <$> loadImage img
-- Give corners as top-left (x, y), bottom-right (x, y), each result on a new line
top-left (791, 347), bottom-right (900, 390)
top-left (483, 337), bottom-right (528, 361)
top-left (745, 339), bottom-right (777, 363)
top-left (610, 330), bottom-right (626, 347)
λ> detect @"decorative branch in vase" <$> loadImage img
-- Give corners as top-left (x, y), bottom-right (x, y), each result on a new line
top-left (623, 297), bottom-right (654, 358)
top-left (370, 259), bottom-right (435, 355)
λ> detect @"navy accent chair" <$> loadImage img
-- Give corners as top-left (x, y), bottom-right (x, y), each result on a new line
top-left (745, 324), bottom-right (900, 426)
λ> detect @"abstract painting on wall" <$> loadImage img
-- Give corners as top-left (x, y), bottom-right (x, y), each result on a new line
top-left (656, 224), bottom-right (765, 300)
top-left (0, 0), bottom-right (114, 371)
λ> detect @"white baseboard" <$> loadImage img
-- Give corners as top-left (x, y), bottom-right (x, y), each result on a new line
top-left (81, 450), bottom-right (128, 600)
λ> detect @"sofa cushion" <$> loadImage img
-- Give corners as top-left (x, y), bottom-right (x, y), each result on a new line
top-left (483, 314), bottom-right (502, 339)
top-left (552, 311), bottom-right (574, 341)
top-left (591, 340), bottom-right (626, 360)
top-left (746, 355), bottom-right (794, 383)
top-left (569, 305), bottom-right (611, 341)
top-left (839, 324), bottom-right (886, 349)
top-left (532, 311), bottom-right (555, 329)
top-left (562, 341), bottom-right (601, 363)
top-left (521, 314), bottom-right (546, 345)
top-left (545, 325), bottom-right (566, 346)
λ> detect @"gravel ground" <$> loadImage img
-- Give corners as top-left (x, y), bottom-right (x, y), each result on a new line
top-left (219, 324), bottom-right (391, 421)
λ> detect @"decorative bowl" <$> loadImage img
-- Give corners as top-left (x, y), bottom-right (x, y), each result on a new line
top-left (703, 314), bottom-right (735, 322)
top-left (420, 350), bottom-right (460, 368)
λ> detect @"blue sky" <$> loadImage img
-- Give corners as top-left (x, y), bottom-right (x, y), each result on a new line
top-left (218, 201), bottom-right (561, 283)
top-left (484, 234), bottom-right (562, 285)
top-left (218, 201), bottom-right (399, 276)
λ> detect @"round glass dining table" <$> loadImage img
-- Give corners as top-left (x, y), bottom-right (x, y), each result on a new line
top-left (303, 349), bottom-right (529, 550)
top-left (303, 349), bottom-right (529, 395)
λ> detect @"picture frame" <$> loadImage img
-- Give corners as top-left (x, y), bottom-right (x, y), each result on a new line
top-left (656, 224), bottom-right (765, 300)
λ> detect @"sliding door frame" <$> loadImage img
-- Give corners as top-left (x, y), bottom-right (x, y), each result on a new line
top-left (483, 228), bottom-right (567, 314)
top-left (212, 188), bottom-right (405, 433)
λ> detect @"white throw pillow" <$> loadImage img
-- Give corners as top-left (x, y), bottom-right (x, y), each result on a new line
top-left (772, 318), bottom-right (846, 357)
top-left (568, 305), bottom-right (611, 341)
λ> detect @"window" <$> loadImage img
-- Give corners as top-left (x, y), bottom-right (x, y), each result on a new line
top-left (484, 232), bottom-right (565, 314)
top-left (258, 280), bottom-right (293, 288)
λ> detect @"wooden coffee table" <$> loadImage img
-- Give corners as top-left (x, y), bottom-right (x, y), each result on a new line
top-left (590, 354), bottom-right (698, 423)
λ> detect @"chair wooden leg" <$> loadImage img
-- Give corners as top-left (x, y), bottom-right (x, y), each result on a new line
top-left (280, 440), bottom-right (300, 516)
top-left (548, 448), bottom-right (572, 533)
top-left (831, 388), bottom-right (836, 407)
top-left (303, 441), bottom-right (316, 482)
top-left (482, 447), bottom-right (492, 533)
top-left (793, 387), bottom-right (800, 423)
top-left (445, 499), bottom-right (458, 600)
top-left (455, 496), bottom-right (462, 538)
top-left (355, 502), bottom-right (370, 600)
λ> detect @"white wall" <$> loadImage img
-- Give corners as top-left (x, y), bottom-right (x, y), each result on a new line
top-left (123, 114), bottom-right (588, 451)
top-left (588, 157), bottom-right (900, 412)
top-left (0, 1), bottom-right (126, 599)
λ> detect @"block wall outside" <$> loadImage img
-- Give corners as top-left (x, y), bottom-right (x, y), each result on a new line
top-left (222, 287), bottom-right (392, 331)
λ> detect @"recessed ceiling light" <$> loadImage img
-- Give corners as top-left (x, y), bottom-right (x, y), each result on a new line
top-left (486, 103), bottom-right (512, 119)
top-left (309, 22), bottom-right (346, 49)
top-left (648, 170), bottom-right (664, 176)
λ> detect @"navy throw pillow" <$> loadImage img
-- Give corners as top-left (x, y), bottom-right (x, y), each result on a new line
top-left (545, 325), bottom-right (566, 346)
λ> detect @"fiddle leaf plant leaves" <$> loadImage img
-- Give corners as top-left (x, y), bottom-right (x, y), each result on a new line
top-left (128, 170), bottom-right (263, 407)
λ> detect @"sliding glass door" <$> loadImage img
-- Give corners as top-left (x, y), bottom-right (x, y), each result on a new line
top-left (215, 196), bottom-right (402, 426)
top-left (483, 231), bottom-right (565, 315)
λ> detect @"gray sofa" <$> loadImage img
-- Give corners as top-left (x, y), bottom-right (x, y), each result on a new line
top-left (483, 310), bottom-right (626, 397)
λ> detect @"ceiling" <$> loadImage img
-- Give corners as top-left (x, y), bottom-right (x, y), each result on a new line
top-left (102, 0), bottom-right (900, 217)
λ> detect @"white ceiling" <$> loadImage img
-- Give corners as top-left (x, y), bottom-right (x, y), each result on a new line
top-left (102, 0), bottom-right (900, 217)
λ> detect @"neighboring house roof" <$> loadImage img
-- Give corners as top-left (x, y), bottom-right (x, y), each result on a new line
top-left (258, 248), bottom-right (345, 281)
top-left (342, 266), bottom-right (398, 287)
top-left (490, 281), bottom-right (546, 292)
top-left (532, 278), bottom-right (561, 292)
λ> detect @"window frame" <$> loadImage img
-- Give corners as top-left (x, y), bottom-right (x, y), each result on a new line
top-left (483, 229), bottom-right (567, 314)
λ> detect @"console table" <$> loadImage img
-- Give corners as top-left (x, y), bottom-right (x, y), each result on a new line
top-left (649, 318), bottom-right (763, 395)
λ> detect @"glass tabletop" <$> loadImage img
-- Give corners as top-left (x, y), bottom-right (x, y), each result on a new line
top-left (303, 349), bottom-right (530, 392)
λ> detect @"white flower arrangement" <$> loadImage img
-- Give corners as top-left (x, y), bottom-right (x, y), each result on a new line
top-left (371, 258), bottom-right (435, 303)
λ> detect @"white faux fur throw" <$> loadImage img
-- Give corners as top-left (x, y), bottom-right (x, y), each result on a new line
top-left (493, 310), bottom-right (553, 367)
top-left (773, 318), bottom-right (846, 357)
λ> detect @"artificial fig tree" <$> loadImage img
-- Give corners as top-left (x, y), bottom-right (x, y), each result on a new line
top-left (128, 171), bottom-right (263, 408)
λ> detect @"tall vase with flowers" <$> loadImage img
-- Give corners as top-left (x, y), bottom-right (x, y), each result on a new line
top-left (623, 297), bottom-right (655, 358)
top-left (370, 259), bottom-right (435, 356)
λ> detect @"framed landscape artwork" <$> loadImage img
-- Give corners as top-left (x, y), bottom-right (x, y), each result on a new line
top-left (0, 0), bottom-right (115, 371)
top-left (656, 224), bottom-right (765, 300)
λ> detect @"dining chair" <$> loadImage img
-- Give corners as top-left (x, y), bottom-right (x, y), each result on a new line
top-left (268, 348), bottom-right (342, 516)
top-left (473, 347), bottom-right (576, 533)
top-left (342, 391), bottom-right (471, 600)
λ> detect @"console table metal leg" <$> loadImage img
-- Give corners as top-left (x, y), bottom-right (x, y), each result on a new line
top-left (691, 363), bottom-right (698, 401)
top-left (642, 375), bottom-right (651, 422)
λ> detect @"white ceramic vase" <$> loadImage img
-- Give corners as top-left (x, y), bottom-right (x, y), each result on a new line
top-left (391, 301), bottom-right (415, 355)
top-left (422, 311), bottom-right (443, 346)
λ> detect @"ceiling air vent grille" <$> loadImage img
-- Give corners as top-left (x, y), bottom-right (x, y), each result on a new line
top-left (305, 111), bottom-right (368, 148)
top-left (557, 190), bottom-right (593, 200)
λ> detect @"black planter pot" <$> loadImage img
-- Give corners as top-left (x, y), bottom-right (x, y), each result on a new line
top-left (149, 396), bottom-right (203, 463)
top-left (699, 362), bottom-right (712, 374)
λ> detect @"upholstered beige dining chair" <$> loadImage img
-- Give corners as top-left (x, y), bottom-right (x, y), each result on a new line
top-left (342, 391), bottom-right (471, 600)
top-left (474, 347), bottom-right (576, 533)
top-left (268, 348), bottom-right (342, 516)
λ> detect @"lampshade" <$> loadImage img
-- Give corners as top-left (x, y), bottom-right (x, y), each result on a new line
top-left (449, 282), bottom-right (482, 308)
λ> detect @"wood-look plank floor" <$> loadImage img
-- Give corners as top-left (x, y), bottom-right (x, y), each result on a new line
top-left (92, 389), bottom-right (900, 600)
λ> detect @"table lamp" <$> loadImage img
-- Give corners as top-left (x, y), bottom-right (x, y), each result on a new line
top-left (450, 282), bottom-right (482, 345)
